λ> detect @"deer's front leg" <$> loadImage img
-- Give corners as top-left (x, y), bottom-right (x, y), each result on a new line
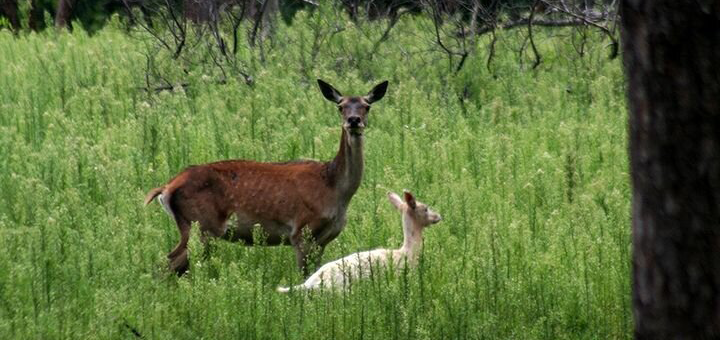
top-left (294, 245), bottom-right (310, 277)
top-left (291, 239), bottom-right (315, 276)
top-left (290, 225), bottom-right (324, 277)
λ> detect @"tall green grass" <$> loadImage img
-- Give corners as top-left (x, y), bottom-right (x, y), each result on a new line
top-left (0, 9), bottom-right (629, 339)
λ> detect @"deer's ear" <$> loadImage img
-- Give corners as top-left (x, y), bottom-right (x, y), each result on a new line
top-left (403, 190), bottom-right (417, 210)
top-left (366, 81), bottom-right (388, 104)
top-left (317, 79), bottom-right (342, 103)
top-left (387, 192), bottom-right (405, 211)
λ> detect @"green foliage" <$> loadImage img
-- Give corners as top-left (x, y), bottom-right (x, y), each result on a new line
top-left (0, 17), bottom-right (10, 30)
top-left (0, 9), bottom-right (630, 339)
top-left (71, 0), bottom-right (125, 33)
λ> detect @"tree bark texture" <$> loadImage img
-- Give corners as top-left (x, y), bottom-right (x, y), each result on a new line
top-left (184, 0), bottom-right (210, 22)
top-left (622, 1), bottom-right (720, 338)
top-left (184, 0), bottom-right (249, 22)
top-left (0, 0), bottom-right (20, 30)
top-left (55, 0), bottom-right (74, 28)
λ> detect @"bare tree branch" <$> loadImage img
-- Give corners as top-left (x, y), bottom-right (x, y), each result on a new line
top-left (475, 17), bottom-right (591, 35)
top-left (486, 28), bottom-right (497, 71)
top-left (250, 0), bottom-right (272, 48)
top-left (370, 8), bottom-right (410, 54)
top-left (540, 0), bottom-right (618, 58)
top-left (528, 0), bottom-right (541, 69)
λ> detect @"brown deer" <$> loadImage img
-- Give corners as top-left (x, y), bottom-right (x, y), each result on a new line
top-left (144, 79), bottom-right (388, 275)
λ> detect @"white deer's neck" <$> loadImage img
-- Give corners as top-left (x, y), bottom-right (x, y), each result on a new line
top-left (398, 214), bottom-right (424, 265)
top-left (332, 129), bottom-right (364, 201)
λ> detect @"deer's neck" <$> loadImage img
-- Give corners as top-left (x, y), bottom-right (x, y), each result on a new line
top-left (329, 129), bottom-right (364, 201)
top-left (398, 214), bottom-right (424, 265)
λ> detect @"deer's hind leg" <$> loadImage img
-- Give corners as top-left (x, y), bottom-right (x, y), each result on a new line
top-left (168, 217), bottom-right (191, 275)
top-left (169, 247), bottom-right (189, 276)
top-left (194, 210), bottom-right (231, 260)
top-left (197, 211), bottom-right (231, 240)
top-left (166, 194), bottom-right (228, 274)
top-left (166, 213), bottom-right (227, 275)
top-left (168, 216), bottom-right (190, 259)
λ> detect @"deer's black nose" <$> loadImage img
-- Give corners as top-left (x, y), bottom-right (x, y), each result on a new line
top-left (348, 116), bottom-right (361, 127)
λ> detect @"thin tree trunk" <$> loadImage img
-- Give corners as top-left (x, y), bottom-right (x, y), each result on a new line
top-left (622, 1), bottom-right (720, 338)
top-left (55, 0), bottom-right (75, 28)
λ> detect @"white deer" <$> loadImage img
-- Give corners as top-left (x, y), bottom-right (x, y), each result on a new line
top-left (277, 190), bottom-right (442, 292)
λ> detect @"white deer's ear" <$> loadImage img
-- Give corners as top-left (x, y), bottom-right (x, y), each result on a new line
top-left (387, 192), bottom-right (405, 211)
top-left (403, 190), bottom-right (417, 210)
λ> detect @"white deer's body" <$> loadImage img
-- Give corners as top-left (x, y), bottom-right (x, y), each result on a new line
top-left (277, 248), bottom-right (405, 293)
top-left (277, 191), bottom-right (441, 292)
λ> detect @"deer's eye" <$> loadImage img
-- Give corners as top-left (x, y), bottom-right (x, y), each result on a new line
top-left (337, 106), bottom-right (343, 112)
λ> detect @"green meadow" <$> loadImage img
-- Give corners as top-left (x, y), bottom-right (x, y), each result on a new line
top-left (0, 8), bottom-right (630, 339)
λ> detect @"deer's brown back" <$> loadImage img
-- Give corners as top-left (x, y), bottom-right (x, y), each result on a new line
top-left (165, 160), bottom-right (340, 229)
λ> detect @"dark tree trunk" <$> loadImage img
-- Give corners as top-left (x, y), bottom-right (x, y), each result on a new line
top-left (55, 0), bottom-right (75, 28)
top-left (0, 0), bottom-right (20, 30)
top-left (28, 0), bottom-right (48, 31)
top-left (622, 1), bottom-right (720, 338)
top-left (184, 0), bottom-right (242, 22)
top-left (184, 0), bottom-right (210, 22)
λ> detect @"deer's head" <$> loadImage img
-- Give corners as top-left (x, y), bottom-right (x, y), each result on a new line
top-left (318, 79), bottom-right (388, 137)
top-left (388, 190), bottom-right (442, 227)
